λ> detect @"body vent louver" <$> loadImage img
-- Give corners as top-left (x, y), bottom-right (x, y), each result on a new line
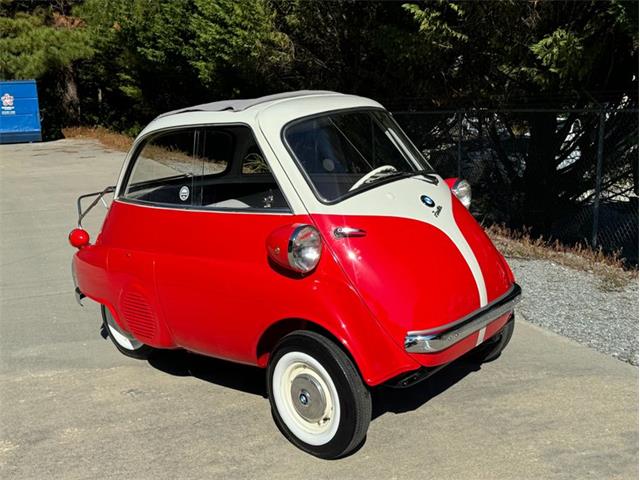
top-left (121, 291), bottom-right (156, 342)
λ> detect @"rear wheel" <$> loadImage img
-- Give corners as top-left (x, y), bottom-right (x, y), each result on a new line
top-left (101, 305), bottom-right (154, 359)
top-left (468, 316), bottom-right (515, 364)
top-left (267, 331), bottom-right (371, 459)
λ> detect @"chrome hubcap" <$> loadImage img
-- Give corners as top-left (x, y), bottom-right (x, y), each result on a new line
top-left (273, 352), bottom-right (340, 445)
top-left (290, 373), bottom-right (326, 422)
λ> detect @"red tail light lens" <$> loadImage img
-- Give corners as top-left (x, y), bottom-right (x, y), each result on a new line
top-left (69, 228), bottom-right (90, 248)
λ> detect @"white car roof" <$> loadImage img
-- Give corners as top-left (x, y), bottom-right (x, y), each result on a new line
top-left (138, 90), bottom-right (384, 137)
top-left (156, 90), bottom-right (338, 117)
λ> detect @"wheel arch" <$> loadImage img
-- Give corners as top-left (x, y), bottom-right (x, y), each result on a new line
top-left (254, 315), bottom-right (419, 387)
top-left (256, 318), bottom-right (362, 376)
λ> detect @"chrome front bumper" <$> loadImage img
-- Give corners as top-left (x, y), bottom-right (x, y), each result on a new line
top-left (404, 283), bottom-right (522, 353)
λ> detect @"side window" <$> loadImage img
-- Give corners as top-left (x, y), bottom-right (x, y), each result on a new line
top-left (200, 126), bottom-right (289, 211)
top-left (123, 129), bottom-right (198, 206)
top-left (241, 146), bottom-right (270, 174)
top-left (201, 129), bottom-right (233, 175)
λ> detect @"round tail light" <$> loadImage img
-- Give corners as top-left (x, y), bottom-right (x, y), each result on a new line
top-left (69, 228), bottom-right (90, 248)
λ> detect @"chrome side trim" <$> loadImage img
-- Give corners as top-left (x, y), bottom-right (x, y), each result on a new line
top-left (404, 283), bottom-right (521, 353)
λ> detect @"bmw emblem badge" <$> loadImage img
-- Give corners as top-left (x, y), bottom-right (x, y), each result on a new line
top-left (420, 195), bottom-right (435, 207)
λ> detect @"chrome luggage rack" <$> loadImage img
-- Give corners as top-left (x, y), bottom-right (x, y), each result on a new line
top-left (76, 186), bottom-right (115, 228)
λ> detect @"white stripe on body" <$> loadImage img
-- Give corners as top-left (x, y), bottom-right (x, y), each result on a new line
top-left (309, 176), bottom-right (489, 307)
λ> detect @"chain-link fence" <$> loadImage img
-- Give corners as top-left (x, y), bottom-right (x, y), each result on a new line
top-left (394, 108), bottom-right (639, 265)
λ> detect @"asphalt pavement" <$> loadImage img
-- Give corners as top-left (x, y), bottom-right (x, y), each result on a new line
top-left (0, 139), bottom-right (637, 479)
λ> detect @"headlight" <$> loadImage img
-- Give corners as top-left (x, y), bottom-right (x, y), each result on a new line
top-left (452, 179), bottom-right (472, 209)
top-left (288, 225), bottom-right (322, 273)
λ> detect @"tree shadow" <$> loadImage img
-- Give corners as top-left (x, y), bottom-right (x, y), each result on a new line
top-left (370, 359), bottom-right (482, 421)
top-left (147, 349), bottom-right (268, 398)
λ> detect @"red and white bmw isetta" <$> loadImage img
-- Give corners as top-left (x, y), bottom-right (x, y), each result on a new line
top-left (70, 91), bottom-right (521, 459)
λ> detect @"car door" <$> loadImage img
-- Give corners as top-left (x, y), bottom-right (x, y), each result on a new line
top-left (153, 125), bottom-right (305, 363)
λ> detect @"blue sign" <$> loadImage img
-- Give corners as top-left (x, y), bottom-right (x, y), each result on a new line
top-left (0, 80), bottom-right (42, 144)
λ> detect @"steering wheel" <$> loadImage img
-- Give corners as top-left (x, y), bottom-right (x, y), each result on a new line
top-left (349, 165), bottom-right (398, 191)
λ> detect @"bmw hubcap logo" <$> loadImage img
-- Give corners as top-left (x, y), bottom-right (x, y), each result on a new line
top-left (420, 195), bottom-right (435, 207)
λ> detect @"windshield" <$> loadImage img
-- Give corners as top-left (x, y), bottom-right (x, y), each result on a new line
top-left (284, 109), bottom-right (435, 203)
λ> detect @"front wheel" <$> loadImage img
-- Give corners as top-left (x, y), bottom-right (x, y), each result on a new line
top-left (101, 305), bottom-right (155, 360)
top-left (267, 331), bottom-right (371, 459)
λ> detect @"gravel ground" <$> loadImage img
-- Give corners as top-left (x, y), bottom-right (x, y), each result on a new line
top-left (509, 258), bottom-right (639, 366)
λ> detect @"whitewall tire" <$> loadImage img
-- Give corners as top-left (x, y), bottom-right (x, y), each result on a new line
top-left (267, 331), bottom-right (371, 459)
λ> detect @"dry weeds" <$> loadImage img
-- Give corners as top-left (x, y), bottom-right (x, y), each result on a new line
top-left (63, 126), bottom-right (133, 152)
top-left (487, 224), bottom-right (637, 291)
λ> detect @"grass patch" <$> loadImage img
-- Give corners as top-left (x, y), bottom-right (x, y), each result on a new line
top-left (62, 126), bottom-right (133, 152)
top-left (487, 224), bottom-right (637, 291)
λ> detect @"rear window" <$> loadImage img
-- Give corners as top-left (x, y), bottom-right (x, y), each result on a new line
top-left (123, 129), bottom-right (198, 206)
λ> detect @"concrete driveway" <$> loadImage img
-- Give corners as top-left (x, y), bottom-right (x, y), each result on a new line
top-left (1, 139), bottom-right (637, 479)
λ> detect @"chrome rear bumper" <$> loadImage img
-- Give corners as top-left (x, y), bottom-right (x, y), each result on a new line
top-left (404, 283), bottom-right (522, 353)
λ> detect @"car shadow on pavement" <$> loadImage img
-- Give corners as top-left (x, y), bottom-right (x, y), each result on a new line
top-left (146, 344), bottom-right (483, 422)
top-left (147, 349), bottom-right (268, 398)
top-left (370, 360), bottom-right (482, 420)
